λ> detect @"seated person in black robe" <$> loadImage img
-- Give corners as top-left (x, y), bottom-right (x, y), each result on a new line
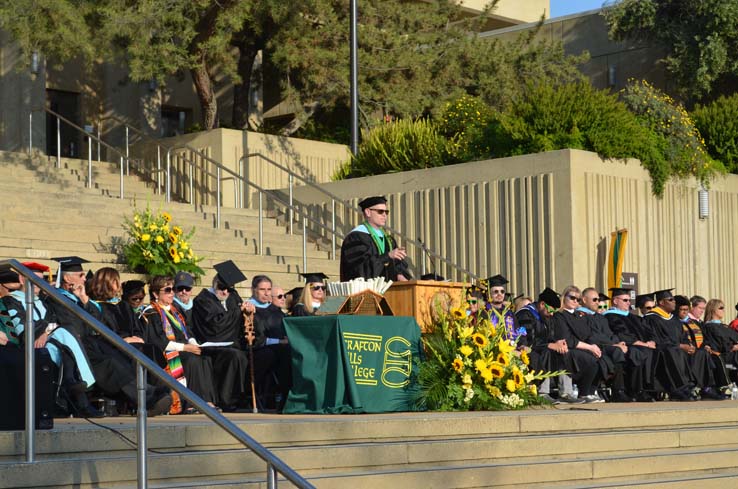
top-left (575, 288), bottom-right (630, 402)
top-left (45, 256), bottom-right (171, 415)
top-left (642, 288), bottom-right (699, 401)
top-left (191, 260), bottom-right (273, 411)
top-left (290, 272), bottom-right (329, 317)
top-left (339, 195), bottom-right (411, 282)
top-left (702, 298), bottom-right (738, 371)
top-left (141, 275), bottom-right (217, 413)
top-left (483, 275), bottom-right (525, 344)
top-left (172, 271), bottom-right (195, 325)
top-left (675, 295), bottom-right (729, 398)
top-left (248, 275), bottom-right (290, 409)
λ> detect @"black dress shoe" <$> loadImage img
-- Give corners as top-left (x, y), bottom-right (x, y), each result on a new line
top-left (77, 404), bottom-right (105, 418)
top-left (634, 392), bottom-right (655, 402)
top-left (611, 390), bottom-right (634, 403)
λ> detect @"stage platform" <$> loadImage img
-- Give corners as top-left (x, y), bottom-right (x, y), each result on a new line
top-left (3, 401), bottom-right (738, 488)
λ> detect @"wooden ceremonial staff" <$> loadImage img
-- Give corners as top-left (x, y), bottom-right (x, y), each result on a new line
top-left (243, 310), bottom-right (258, 413)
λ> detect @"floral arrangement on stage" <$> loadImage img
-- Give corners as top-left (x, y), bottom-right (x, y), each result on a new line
top-left (122, 206), bottom-right (204, 277)
top-left (416, 307), bottom-right (559, 411)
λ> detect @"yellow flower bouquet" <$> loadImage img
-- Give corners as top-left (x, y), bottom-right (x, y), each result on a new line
top-left (122, 206), bottom-right (204, 277)
top-left (415, 306), bottom-right (560, 411)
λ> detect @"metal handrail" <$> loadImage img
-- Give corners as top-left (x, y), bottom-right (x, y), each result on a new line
top-left (5, 259), bottom-right (313, 489)
top-left (241, 152), bottom-right (481, 281)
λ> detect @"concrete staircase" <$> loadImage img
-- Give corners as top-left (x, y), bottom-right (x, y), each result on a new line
top-left (0, 150), bottom-right (340, 291)
top-left (2, 402), bottom-right (738, 488)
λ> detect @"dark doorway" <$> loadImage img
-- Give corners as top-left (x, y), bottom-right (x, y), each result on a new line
top-left (46, 89), bottom-right (81, 157)
top-left (161, 107), bottom-right (192, 137)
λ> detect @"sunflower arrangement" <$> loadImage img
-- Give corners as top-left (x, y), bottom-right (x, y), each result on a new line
top-left (416, 305), bottom-right (560, 411)
top-left (122, 206), bottom-right (204, 277)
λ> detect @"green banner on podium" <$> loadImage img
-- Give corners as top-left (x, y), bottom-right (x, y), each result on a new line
top-left (283, 315), bottom-right (423, 414)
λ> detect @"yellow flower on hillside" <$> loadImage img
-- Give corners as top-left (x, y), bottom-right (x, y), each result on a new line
top-left (506, 379), bottom-right (517, 392)
top-left (452, 358), bottom-right (464, 373)
top-left (155, 235), bottom-right (164, 244)
top-left (472, 333), bottom-right (488, 348)
top-left (450, 308), bottom-right (466, 320)
top-left (161, 212), bottom-right (172, 223)
top-left (490, 362), bottom-right (504, 378)
top-left (496, 352), bottom-right (510, 366)
top-left (459, 345), bottom-right (473, 357)
top-left (520, 350), bottom-right (530, 366)
top-left (141, 234), bottom-right (151, 242)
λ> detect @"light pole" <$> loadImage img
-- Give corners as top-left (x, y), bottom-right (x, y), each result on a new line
top-left (349, 0), bottom-right (359, 155)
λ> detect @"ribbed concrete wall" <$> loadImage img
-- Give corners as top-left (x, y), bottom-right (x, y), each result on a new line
top-left (290, 149), bottom-right (738, 304)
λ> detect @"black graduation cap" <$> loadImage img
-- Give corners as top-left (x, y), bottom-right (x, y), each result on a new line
top-left (122, 280), bottom-right (146, 298)
top-left (213, 260), bottom-right (247, 288)
top-left (674, 295), bottom-right (690, 308)
top-left (635, 292), bottom-right (655, 308)
top-left (654, 288), bottom-right (674, 301)
top-left (0, 264), bottom-right (19, 284)
top-left (358, 196), bottom-right (387, 211)
top-left (538, 287), bottom-right (561, 309)
top-left (486, 274), bottom-right (508, 287)
top-left (608, 287), bottom-right (632, 298)
top-left (300, 272), bottom-right (328, 284)
top-left (598, 292), bottom-right (611, 302)
top-left (286, 287), bottom-right (303, 298)
top-left (51, 256), bottom-right (89, 273)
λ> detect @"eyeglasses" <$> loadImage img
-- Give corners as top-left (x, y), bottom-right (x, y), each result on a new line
top-left (369, 208), bottom-right (389, 215)
top-left (159, 287), bottom-right (174, 294)
top-left (620, 298), bottom-right (631, 303)
top-left (176, 286), bottom-right (192, 292)
top-left (719, 306), bottom-right (725, 310)
top-left (311, 285), bottom-right (326, 291)
top-left (591, 297), bottom-right (600, 302)
top-left (468, 299), bottom-right (478, 304)
top-left (491, 289), bottom-right (505, 295)
top-left (129, 295), bottom-right (145, 303)
top-left (274, 294), bottom-right (285, 299)
top-left (566, 294), bottom-right (581, 301)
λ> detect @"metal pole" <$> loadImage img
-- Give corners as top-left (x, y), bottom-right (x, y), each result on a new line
top-left (189, 159), bottom-right (194, 208)
top-left (56, 117), bottom-right (61, 168)
top-left (166, 152), bottom-right (171, 203)
top-left (331, 199), bottom-right (336, 260)
top-left (267, 463), bottom-right (277, 489)
top-left (120, 156), bottom-right (124, 200)
top-left (125, 126), bottom-right (130, 176)
top-left (24, 282), bottom-right (36, 463)
top-left (216, 166), bottom-right (221, 229)
top-left (302, 217), bottom-right (307, 273)
top-left (159, 150), bottom-right (164, 195)
top-left (156, 146), bottom-right (161, 195)
top-left (349, 0), bottom-right (359, 156)
top-left (421, 252), bottom-right (426, 277)
top-left (136, 363), bottom-right (148, 489)
top-left (28, 113), bottom-right (32, 155)
top-left (288, 174), bottom-right (294, 235)
top-left (97, 126), bottom-right (101, 162)
top-left (258, 191), bottom-right (263, 256)
top-left (87, 136), bottom-right (93, 188)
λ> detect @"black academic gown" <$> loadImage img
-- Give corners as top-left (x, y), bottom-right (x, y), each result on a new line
top-left (702, 321), bottom-right (738, 368)
top-left (643, 310), bottom-right (696, 391)
top-left (141, 307), bottom-right (216, 404)
top-left (100, 301), bottom-right (165, 369)
top-left (339, 228), bottom-right (412, 281)
top-left (681, 319), bottom-right (727, 388)
top-left (252, 302), bottom-right (291, 406)
top-left (551, 311), bottom-right (605, 395)
top-left (570, 310), bottom-right (626, 386)
top-left (603, 311), bottom-right (657, 394)
top-left (191, 289), bottom-right (269, 409)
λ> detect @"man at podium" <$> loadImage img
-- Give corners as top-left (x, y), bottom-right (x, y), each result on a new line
top-left (340, 196), bottom-right (412, 282)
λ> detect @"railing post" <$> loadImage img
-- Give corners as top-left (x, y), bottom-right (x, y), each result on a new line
top-left (155, 146), bottom-right (161, 195)
top-left (24, 281), bottom-right (36, 463)
top-left (258, 191), bottom-right (263, 255)
top-left (288, 174), bottom-right (294, 235)
top-left (136, 363), bottom-right (148, 489)
top-left (87, 135), bottom-right (93, 188)
top-left (120, 156), bottom-right (125, 200)
top-left (189, 160), bottom-right (195, 210)
top-left (56, 117), bottom-right (61, 168)
top-left (125, 126), bottom-right (130, 176)
top-left (331, 199), bottom-right (336, 260)
top-left (302, 217), bottom-right (307, 273)
top-left (97, 126), bottom-right (101, 162)
top-left (267, 463), bottom-right (277, 489)
top-left (216, 166), bottom-right (221, 229)
top-left (166, 152), bottom-right (171, 203)
top-left (28, 113), bottom-right (32, 155)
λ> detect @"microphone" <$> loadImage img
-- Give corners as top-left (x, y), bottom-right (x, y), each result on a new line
top-left (418, 238), bottom-right (444, 281)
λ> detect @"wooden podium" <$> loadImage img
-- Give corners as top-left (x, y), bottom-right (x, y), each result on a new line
top-left (383, 280), bottom-right (468, 332)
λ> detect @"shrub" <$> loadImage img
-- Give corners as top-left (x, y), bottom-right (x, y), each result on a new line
top-left (692, 93), bottom-right (738, 174)
top-left (438, 95), bottom-right (496, 164)
top-left (340, 118), bottom-right (445, 178)
top-left (621, 79), bottom-right (724, 186)
top-left (495, 82), bottom-right (672, 195)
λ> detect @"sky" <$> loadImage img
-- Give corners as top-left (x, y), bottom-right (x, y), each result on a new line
top-left (549, 0), bottom-right (606, 18)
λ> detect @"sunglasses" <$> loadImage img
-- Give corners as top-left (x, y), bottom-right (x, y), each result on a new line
top-left (274, 294), bottom-right (285, 299)
top-left (216, 282), bottom-right (230, 291)
top-left (129, 295), bottom-right (145, 303)
top-left (159, 287), bottom-right (174, 294)
top-left (176, 286), bottom-right (192, 292)
top-left (598, 305), bottom-right (608, 310)
top-left (620, 298), bottom-right (631, 303)
top-left (369, 208), bottom-right (389, 215)
top-left (719, 306), bottom-right (725, 310)
top-left (491, 289), bottom-right (505, 295)
top-left (468, 299), bottom-right (478, 304)
top-left (644, 305), bottom-right (653, 311)
top-left (591, 297), bottom-right (600, 302)
top-left (311, 285), bottom-right (326, 291)
top-left (566, 294), bottom-right (581, 301)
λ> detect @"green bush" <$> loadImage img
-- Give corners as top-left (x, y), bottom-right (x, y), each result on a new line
top-left (494, 82), bottom-right (672, 195)
top-left (339, 118), bottom-right (445, 179)
top-left (621, 79), bottom-right (724, 186)
top-left (692, 93), bottom-right (738, 174)
top-left (437, 95), bottom-right (496, 164)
